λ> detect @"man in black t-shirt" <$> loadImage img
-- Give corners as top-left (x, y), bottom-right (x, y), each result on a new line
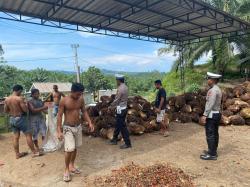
top-left (154, 80), bottom-right (169, 137)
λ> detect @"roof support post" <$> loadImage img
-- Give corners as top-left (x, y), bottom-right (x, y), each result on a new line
top-left (179, 42), bottom-right (185, 93)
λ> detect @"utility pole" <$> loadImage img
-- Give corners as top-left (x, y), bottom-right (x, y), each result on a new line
top-left (71, 44), bottom-right (80, 83)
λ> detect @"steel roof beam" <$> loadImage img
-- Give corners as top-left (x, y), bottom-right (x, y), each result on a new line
top-left (95, 0), bottom-right (155, 28)
top-left (114, 0), bottom-right (225, 35)
top-left (0, 9), bottom-right (171, 44)
top-left (33, 0), bottom-right (200, 39)
top-left (64, 0), bottom-right (96, 21)
top-left (176, 0), bottom-right (249, 30)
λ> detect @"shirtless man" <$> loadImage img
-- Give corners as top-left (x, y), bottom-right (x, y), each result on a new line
top-left (4, 85), bottom-right (41, 159)
top-left (57, 83), bottom-right (94, 182)
top-left (46, 85), bottom-right (65, 116)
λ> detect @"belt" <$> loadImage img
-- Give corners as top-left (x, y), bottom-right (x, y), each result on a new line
top-left (64, 124), bottom-right (80, 127)
top-left (208, 111), bottom-right (220, 118)
top-left (117, 106), bottom-right (127, 110)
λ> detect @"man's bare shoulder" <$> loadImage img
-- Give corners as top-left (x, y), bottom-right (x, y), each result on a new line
top-left (60, 96), bottom-right (71, 103)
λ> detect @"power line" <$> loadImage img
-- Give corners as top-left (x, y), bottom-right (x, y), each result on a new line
top-left (4, 56), bottom-right (73, 63)
top-left (1, 42), bottom-right (169, 61)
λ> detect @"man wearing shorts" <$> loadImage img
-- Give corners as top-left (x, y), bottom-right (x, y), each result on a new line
top-left (46, 85), bottom-right (65, 117)
top-left (154, 80), bottom-right (169, 137)
top-left (4, 85), bottom-right (42, 159)
top-left (28, 89), bottom-right (48, 152)
top-left (57, 83), bottom-right (94, 182)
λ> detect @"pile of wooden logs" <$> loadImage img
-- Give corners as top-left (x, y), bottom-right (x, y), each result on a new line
top-left (167, 81), bottom-right (250, 126)
top-left (83, 81), bottom-right (250, 139)
top-left (84, 95), bottom-right (160, 138)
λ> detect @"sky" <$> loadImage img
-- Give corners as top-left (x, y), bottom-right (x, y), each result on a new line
top-left (0, 17), bottom-right (209, 73)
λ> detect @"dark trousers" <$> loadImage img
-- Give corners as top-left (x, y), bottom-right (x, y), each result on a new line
top-left (205, 113), bottom-right (221, 156)
top-left (113, 109), bottom-right (131, 146)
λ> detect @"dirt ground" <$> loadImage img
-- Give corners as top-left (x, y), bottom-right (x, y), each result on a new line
top-left (0, 122), bottom-right (249, 187)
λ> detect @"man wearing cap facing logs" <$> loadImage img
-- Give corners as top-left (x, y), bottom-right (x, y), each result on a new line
top-left (108, 74), bottom-right (132, 149)
top-left (200, 72), bottom-right (222, 160)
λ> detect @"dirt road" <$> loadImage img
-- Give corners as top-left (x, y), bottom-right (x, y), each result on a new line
top-left (0, 123), bottom-right (249, 187)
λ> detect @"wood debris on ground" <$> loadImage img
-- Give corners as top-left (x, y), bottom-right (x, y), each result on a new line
top-left (93, 163), bottom-right (195, 187)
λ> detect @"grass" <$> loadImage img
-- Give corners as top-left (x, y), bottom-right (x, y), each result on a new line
top-left (0, 115), bottom-right (9, 133)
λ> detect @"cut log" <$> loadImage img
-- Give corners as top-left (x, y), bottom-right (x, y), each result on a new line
top-left (139, 111), bottom-right (147, 120)
top-left (142, 102), bottom-right (152, 112)
top-left (168, 97), bottom-right (176, 106)
top-left (233, 86), bottom-right (246, 98)
top-left (99, 108), bottom-right (109, 116)
top-left (127, 109), bottom-right (139, 116)
top-left (240, 93), bottom-right (250, 102)
top-left (184, 93), bottom-right (194, 102)
top-left (100, 96), bottom-right (112, 104)
top-left (220, 115), bottom-right (230, 126)
top-left (234, 99), bottom-right (249, 109)
top-left (192, 107), bottom-right (203, 115)
top-left (87, 106), bottom-right (99, 117)
top-left (128, 122), bottom-right (145, 135)
top-left (191, 112), bottom-right (200, 123)
top-left (227, 105), bottom-right (241, 113)
top-left (245, 118), bottom-right (250, 126)
top-left (224, 87), bottom-right (234, 99)
top-left (175, 96), bottom-right (186, 109)
top-left (143, 120), bottom-right (157, 133)
top-left (222, 110), bottom-right (233, 117)
top-left (240, 108), bottom-right (250, 119)
top-left (128, 103), bottom-right (143, 111)
top-left (126, 115), bottom-right (142, 124)
top-left (229, 115), bottom-right (245, 126)
top-left (167, 105), bottom-right (178, 113)
top-left (225, 99), bottom-right (235, 108)
top-left (188, 100), bottom-right (200, 108)
top-left (181, 105), bottom-right (192, 113)
top-left (179, 113), bottom-right (192, 123)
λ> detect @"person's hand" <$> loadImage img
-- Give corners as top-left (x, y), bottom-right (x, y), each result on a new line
top-left (43, 105), bottom-right (48, 110)
top-left (89, 122), bottom-right (95, 132)
top-left (201, 116), bottom-right (207, 124)
top-left (57, 131), bottom-right (64, 141)
top-left (155, 108), bottom-right (161, 113)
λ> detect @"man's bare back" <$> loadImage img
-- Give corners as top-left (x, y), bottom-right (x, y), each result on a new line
top-left (60, 96), bottom-right (85, 126)
top-left (4, 95), bottom-right (27, 117)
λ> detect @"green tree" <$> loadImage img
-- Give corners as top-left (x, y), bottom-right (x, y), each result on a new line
top-left (82, 66), bottom-right (113, 100)
top-left (158, 0), bottom-right (250, 78)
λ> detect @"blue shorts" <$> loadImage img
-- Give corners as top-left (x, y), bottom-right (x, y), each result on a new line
top-left (53, 104), bottom-right (59, 116)
top-left (30, 117), bottom-right (47, 140)
top-left (9, 116), bottom-right (31, 134)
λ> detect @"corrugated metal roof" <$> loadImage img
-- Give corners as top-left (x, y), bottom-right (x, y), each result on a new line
top-left (30, 82), bottom-right (72, 93)
top-left (0, 0), bottom-right (249, 43)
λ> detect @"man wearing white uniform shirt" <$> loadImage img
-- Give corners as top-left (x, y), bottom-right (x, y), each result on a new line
top-left (200, 72), bottom-right (222, 160)
top-left (108, 74), bottom-right (132, 149)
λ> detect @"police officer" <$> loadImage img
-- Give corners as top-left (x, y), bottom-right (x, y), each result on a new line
top-left (200, 72), bottom-right (222, 160)
top-left (108, 74), bottom-right (132, 149)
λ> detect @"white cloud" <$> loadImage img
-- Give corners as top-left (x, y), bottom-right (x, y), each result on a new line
top-left (77, 31), bottom-right (105, 38)
top-left (77, 51), bottom-right (177, 72)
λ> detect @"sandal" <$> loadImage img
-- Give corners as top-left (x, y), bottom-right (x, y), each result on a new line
top-left (70, 168), bottom-right (81, 174)
top-left (16, 152), bottom-right (28, 159)
top-left (32, 152), bottom-right (43, 158)
top-left (163, 131), bottom-right (170, 137)
top-left (63, 173), bottom-right (71, 182)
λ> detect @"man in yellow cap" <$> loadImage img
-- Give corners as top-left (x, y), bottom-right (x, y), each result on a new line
top-left (200, 72), bottom-right (222, 160)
